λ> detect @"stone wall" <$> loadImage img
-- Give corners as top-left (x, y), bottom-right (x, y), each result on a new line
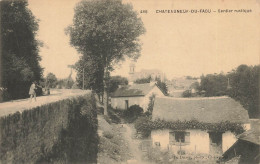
top-left (0, 93), bottom-right (98, 163)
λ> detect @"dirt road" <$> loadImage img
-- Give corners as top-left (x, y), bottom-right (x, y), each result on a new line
top-left (122, 124), bottom-right (152, 164)
top-left (0, 89), bottom-right (90, 117)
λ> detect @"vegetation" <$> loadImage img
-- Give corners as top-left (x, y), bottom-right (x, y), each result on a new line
top-left (182, 90), bottom-right (192, 97)
top-left (56, 78), bottom-right (74, 89)
top-left (98, 126), bottom-right (130, 163)
top-left (108, 76), bottom-right (128, 93)
top-left (134, 117), bottom-right (245, 138)
top-left (0, 94), bottom-right (98, 163)
top-left (123, 105), bottom-right (144, 123)
top-left (134, 76), bottom-right (152, 84)
top-left (146, 94), bottom-right (156, 115)
top-left (1, 0), bottom-right (43, 101)
top-left (67, 0), bottom-right (145, 115)
top-left (45, 73), bottom-right (58, 88)
top-left (198, 64), bottom-right (260, 118)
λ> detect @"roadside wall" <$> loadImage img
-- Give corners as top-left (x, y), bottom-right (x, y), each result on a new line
top-left (0, 93), bottom-right (98, 163)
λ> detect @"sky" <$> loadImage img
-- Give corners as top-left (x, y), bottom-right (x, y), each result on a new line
top-left (28, 0), bottom-right (260, 80)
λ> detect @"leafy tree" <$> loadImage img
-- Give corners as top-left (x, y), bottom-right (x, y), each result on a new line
top-left (45, 73), bottom-right (58, 88)
top-left (75, 55), bottom-right (104, 93)
top-left (199, 73), bottom-right (227, 96)
top-left (228, 65), bottom-right (260, 118)
top-left (108, 76), bottom-right (128, 93)
top-left (67, 0), bottom-right (145, 115)
top-left (1, 0), bottom-right (43, 100)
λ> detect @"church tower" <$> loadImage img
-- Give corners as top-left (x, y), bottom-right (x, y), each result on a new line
top-left (128, 61), bottom-right (136, 85)
top-left (129, 62), bottom-right (135, 75)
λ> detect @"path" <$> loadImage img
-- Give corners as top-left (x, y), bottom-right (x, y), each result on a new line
top-left (122, 124), bottom-right (152, 164)
top-left (0, 89), bottom-right (90, 117)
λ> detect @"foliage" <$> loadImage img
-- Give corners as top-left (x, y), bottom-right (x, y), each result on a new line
top-left (134, 76), bottom-right (152, 84)
top-left (0, 94), bottom-right (98, 163)
top-left (38, 95), bottom-right (98, 163)
top-left (134, 117), bottom-right (245, 138)
top-left (45, 73), bottom-right (58, 88)
top-left (107, 107), bottom-right (121, 124)
top-left (98, 127), bottom-right (130, 163)
top-left (1, 0), bottom-right (43, 100)
top-left (227, 65), bottom-right (260, 118)
top-left (56, 78), bottom-right (74, 89)
top-left (156, 77), bottom-right (168, 95)
top-left (199, 64), bottom-right (260, 118)
top-left (75, 55), bottom-right (104, 93)
top-left (67, 0), bottom-right (146, 114)
top-left (199, 73), bottom-right (228, 96)
top-left (123, 105), bottom-right (143, 123)
top-left (182, 90), bottom-right (192, 97)
top-left (147, 94), bottom-right (156, 115)
top-left (108, 76), bottom-right (128, 93)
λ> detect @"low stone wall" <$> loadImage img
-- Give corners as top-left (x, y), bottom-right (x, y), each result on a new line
top-left (0, 93), bottom-right (98, 163)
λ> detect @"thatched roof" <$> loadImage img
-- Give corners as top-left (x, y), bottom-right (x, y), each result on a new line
top-left (152, 96), bottom-right (249, 123)
top-left (111, 83), bottom-right (161, 97)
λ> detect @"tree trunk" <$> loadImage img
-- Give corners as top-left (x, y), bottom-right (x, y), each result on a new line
top-left (103, 69), bottom-right (109, 115)
top-left (103, 87), bottom-right (108, 115)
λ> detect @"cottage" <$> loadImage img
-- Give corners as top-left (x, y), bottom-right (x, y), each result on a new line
top-left (151, 96), bottom-right (250, 155)
top-left (111, 82), bottom-right (165, 111)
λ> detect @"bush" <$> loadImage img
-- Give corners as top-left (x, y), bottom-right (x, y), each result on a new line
top-left (134, 116), bottom-right (152, 138)
top-left (123, 105), bottom-right (144, 123)
top-left (182, 90), bottom-right (192, 97)
top-left (108, 108), bottom-right (121, 124)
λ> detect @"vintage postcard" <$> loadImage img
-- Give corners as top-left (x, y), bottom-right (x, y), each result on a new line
top-left (0, 0), bottom-right (259, 163)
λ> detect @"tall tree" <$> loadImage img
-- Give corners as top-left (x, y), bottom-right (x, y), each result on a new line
top-left (228, 65), bottom-right (260, 118)
top-left (1, 0), bottom-right (43, 100)
top-left (108, 75), bottom-right (128, 93)
top-left (75, 55), bottom-right (104, 94)
top-left (67, 0), bottom-right (145, 115)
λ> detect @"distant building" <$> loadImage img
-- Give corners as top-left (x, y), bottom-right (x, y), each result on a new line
top-left (151, 96), bottom-right (250, 155)
top-left (110, 83), bottom-right (165, 111)
top-left (128, 62), bottom-right (165, 84)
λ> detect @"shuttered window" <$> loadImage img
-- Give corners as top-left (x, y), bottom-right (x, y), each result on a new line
top-left (169, 131), bottom-right (190, 145)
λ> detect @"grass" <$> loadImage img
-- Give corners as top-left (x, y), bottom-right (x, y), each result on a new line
top-left (97, 115), bottom-right (131, 164)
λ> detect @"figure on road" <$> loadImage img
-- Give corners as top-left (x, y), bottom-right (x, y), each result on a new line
top-left (29, 81), bottom-right (37, 102)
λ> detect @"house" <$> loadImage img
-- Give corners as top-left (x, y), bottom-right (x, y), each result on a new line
top-left (220, 119), bottom-right (260, 164)
top-left (151, 96), bottom-right (250, 155)
top-left (128, 62), bottom-right (165, 84)
top-left (110, 82), bottom-right (165, 111)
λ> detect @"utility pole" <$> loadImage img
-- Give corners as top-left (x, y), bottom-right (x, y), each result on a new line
top-left (83, 67), bottom-right (85, 90)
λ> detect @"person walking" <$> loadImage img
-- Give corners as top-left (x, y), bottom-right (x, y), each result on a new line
top-left (29, 81), bottom-right (37, 102)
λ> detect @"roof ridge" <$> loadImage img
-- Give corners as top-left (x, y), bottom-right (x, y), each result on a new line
top-left (156, 96), bottom-right (230, 100)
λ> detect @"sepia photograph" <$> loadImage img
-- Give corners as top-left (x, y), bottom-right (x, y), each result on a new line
top-left (0, 0), bottom-right (259, 163)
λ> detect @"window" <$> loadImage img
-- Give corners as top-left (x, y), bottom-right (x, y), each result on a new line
top-left (169, 131), bottom-right (190, 145)
top-left (175, 132), bottom-right (185, 143)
